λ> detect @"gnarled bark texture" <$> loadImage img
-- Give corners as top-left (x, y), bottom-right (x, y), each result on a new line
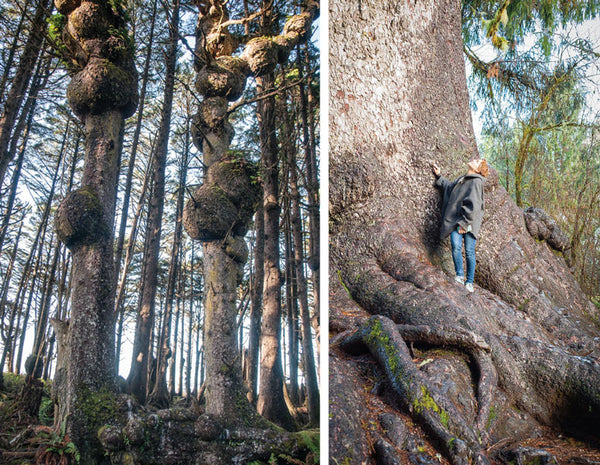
top-left (53, 0), bottom-right (138, 462)
top-left (183, 0), bottom-right (318, 430)
top-left (329, 0), bottom-right (600, 464)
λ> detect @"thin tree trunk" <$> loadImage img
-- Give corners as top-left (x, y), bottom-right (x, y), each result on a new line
top-left (114, 148), bottom-right (154, 374)
top-left (256, 71), bottom-right (295, 430)
top-left (14, 229), bottom-right (46, 374)
top-left (127, 0), bottom-right (180, 403)
top-left (169, 262), bottom-right (182, 395)
top-left (298, 47), bottom-right (320, 350)
top-left (113, 0), bottom-right (158, 278)
top-left (193, 312), bottom-right (201, 395)
top-left (247, 204), bottom-right (264, 404)
top-left (288, 139), bottom-right (320, 426)
top-left (0, 0), bottom-right (51, 188)
top-left (284, 200), bottom-right (299, 405)
top-left (0, 221), bottom-right (23, 390)
top-left (30, 235), bottom-right (61, 377)
top-left (178, 251), bottom-right (186, 396)
top-left (149, 118), bottom-right (188, 407)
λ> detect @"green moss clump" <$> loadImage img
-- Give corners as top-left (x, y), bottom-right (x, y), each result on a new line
top-left (412, 385), bottom-right (450, 428)
top-left (486, 405), bottom-right (497, 429)
top-left (76, 385), bottom-right (119, 430)
top-left (107, 26), bottom-right (135, 55)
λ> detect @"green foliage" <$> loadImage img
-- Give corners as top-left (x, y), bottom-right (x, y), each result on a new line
top-left (39, 396), bottom-right (54, 426)
top-left (1, 372), bottom-right (26, 392)
top-left (107, 26), bottom-right (136, 55)
top-left (36, 429), bottom-right (81, 463)
top-left (463, 0), bottom-right (600, 53)
top-left (47, 13), bottom-right (66, 43)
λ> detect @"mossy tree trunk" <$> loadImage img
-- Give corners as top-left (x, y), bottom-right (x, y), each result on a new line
top-left (52, 0), bottom-right (138, 462)
top-left (329, 0), bottom-right (600, 463)
top-left (183, 0), bottom-right (318, 428)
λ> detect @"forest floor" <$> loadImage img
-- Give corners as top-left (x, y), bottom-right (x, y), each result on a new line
top-left (0, 373), bottom-right (319, 465)
top-left (0, 373), bottom-right (65, 465)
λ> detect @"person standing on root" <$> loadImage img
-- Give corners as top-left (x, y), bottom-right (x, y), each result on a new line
top-left (431, 158), bottom-right (488, 293)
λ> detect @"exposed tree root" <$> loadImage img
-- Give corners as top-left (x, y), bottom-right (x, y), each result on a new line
top-left (98, 406), bottom-right (318, 465)
top-left (340, 315), bottom-right (490, 465)
top-left (374, 436), bottom-right (403, 465)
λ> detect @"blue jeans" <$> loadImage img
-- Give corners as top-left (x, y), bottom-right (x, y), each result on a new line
top-left (450, 228), bottom-right (476, 284)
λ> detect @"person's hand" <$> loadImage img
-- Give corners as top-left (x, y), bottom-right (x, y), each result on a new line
top-left (431, 162), bottom-right (441, 177)
top-left (458, 226), bottom-right (466, 234)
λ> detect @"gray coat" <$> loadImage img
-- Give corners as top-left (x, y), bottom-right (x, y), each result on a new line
top-left (435, 173), bottom-right (485, 239)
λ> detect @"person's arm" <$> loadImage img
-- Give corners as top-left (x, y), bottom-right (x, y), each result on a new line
top-left (431, 162), bottom-right (451, 189)
top-left (457, 179), bottom-right (483, 233)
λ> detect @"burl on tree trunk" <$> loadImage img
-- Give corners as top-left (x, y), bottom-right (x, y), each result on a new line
top-left (329, 0), bottom-right (600, 464)
top-left (55, 1), bottom-right (319, 464)
top-left (52, 0), bottom-right (137, 462)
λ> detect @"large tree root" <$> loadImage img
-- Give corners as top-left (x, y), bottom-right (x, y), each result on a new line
top-left (98, 405), bottom-right (318, 465)
top-left (332, 225), bottom-right (600, 465)
top-left (394, 323), bottom-right (497, 437)
top-left (341, 315), bottom-right (490, 465)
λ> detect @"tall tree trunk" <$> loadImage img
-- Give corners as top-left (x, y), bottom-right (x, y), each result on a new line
top-left (182, 0), bottom-right (317, 428)
top-left (185, 292), bottom-right (193, 397)
top-left (287, 127), bottom-right (320, 426)
top-left (256, 70), bottom-right (295, 430)
top-left (284, 214), bottom-right (300, 406)
top-left (329, 1), bottom-right (600, 463)
top-left (53, 0), bottom-right (138, 460)
top-left (113, 0), bottom-right (158, 278)
top-left (246, 204), bottom-right (264, 404)
top-left (177, 252), bottom-right (186, 396)
top-left (149, 117), bottom-right (188, 406)
top-left (182, 0), bottom-right (261, 424)
top-left (114, 148), bottom-right (154, 374)
top-left (297, 45), bottom-right (320, 344)
top-left (0, 0), bottom-right (51, 189)
top-left (127, 0), bottom-right (179, 404)
top-left (169, 260), bottom-right (182, 395)
top-left (0, 221), bottom-right (23, 390)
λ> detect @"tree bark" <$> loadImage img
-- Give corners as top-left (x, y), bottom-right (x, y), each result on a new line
top-left (0, 0), bottom-right (51, 189)
top-left (256, 70), bottom-right (296, 430)
top-left (127, 0), bottom-right (180, 404)
top-left (329, 0), bottom-right (600, 463)
top-left (53, 0), bottom-right (138, 461)
top-left (246, 204), bottom-right (264, 404)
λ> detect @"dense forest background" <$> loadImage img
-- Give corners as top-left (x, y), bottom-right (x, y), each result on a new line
top-left (0, 0), bottom-right (320, 459)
